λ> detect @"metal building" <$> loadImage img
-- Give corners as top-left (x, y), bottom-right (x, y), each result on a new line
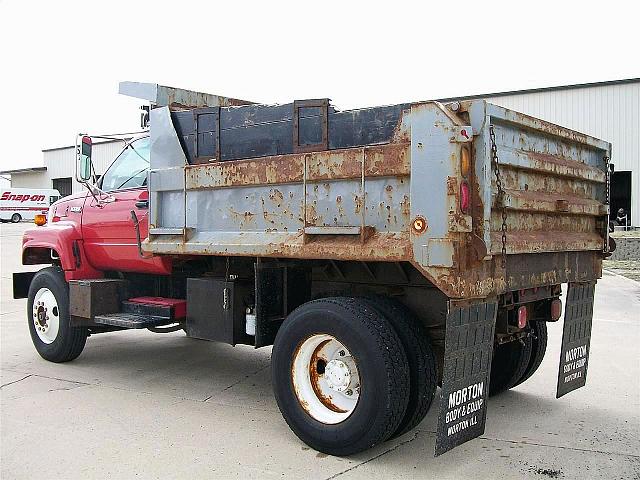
top-left (441, 78), bottom-right (640, 227)
top-left (2, 139), bottom-right (129, 196)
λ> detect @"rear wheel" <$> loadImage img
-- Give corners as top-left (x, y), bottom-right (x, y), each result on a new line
top-left (513, 320), bottom-right (548, 387)
top-left (360, 296), bottom-right (437, 438)
top-left (27, 266), bottom-right (88, 363)
top-left (271, 297), bottom-right (409, 456)
top-left (489, 336), bottom-right (533, 396)
top-left (11, 213), bottom-right (21, 223)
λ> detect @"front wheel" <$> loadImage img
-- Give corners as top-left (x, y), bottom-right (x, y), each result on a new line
top-left (27, 266), bottom-right (88, 363)
top-left (271, 297), bottom-right (410, 456)
top-left (11, 213), bottom-right (21, 223)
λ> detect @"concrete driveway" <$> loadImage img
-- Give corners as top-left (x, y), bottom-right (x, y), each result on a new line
top-left (1, 222), bottom-right (639, 479)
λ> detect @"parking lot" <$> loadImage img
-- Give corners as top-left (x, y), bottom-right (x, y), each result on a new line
top-left (1, 222), bottom-right (639, 479)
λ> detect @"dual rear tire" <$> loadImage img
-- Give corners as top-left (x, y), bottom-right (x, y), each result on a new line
top-left (489, 320), bottom-right (548, 395)
top-left (271, 296), bottom-right (436, 456)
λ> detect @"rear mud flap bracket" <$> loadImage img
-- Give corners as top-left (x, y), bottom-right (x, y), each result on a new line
top-left (435, 299), bottom-right (497, 456)
top-left (556, 281), bottom-right (596, 398)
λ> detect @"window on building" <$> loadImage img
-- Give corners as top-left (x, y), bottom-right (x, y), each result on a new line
top-left (611, 171), bottom-right (632, 227)
top-left (52, 177), bottom-right (72, 197)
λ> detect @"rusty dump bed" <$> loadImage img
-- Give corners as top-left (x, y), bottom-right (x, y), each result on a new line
top-left (139, 92), bottom-right (611, 299)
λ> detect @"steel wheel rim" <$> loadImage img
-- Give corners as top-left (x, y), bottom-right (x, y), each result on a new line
top-left (292, 334), bottom-right (360, 424)
top-left (32, 288), bottom-right (60, 344)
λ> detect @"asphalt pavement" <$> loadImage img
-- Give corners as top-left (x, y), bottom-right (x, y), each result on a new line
top-left (1, 222), bottom-right (639, 479)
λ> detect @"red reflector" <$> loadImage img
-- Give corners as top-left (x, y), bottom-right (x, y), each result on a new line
top-left (517, 306), bottom-right (528, 329)
top-left (82, 135), bottom-right (92, 145)
top-left (550, 299), bottom-right (562, 321)
top-left (460, 181), bottom-right (470, 213)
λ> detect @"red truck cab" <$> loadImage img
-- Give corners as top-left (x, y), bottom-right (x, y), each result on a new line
top-left (21, 136), bottom-right (170, 282)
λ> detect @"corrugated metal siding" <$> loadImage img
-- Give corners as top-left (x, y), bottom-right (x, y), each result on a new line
top-left (485, 81), bottom-right (640, 225)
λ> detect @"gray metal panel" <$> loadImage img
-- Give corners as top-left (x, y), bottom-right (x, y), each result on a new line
top-left (150, 108), bottom-right (187, 170)
top-left (186, 184), bottom-right (304, 233)
top-left (119, 81), bottom-right (255, 108)
top-left (409, 102), bottom-right (463, 267)
top-left (364, 177), bottom-right (410, 232)
top-left (149, 107), bottom-right (187, 233)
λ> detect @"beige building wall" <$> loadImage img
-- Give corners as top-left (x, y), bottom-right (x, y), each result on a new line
top-left (9, 171), bottom-right (48, 189)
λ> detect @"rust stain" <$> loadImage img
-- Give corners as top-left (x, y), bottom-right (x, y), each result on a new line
top-left (400, 195), bottom-right (410, 217)
top-left (354, 195), bottom-right (363, 215)
top-left (446, 176), bottom-right (457, 195)
top-left (306, 203), bottom-right (320, 225)
top-left (448, 212), bottom-right (471, 231)
top-left (308, 340), bottom-right (347, 414)
top-left (227, 207), bottom-right (256, 226)
top-left (489, 231), bottom-right (603, 255)
top-left (185, 143), bottom-right (409, 191)
top-left (268, 188), bottom-right (284, 206)
top-left (522, 151), bottom-right (606, 183)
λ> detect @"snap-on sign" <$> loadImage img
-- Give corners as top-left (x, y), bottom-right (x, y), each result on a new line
top-left (0, 192), bottom-right (46, 202)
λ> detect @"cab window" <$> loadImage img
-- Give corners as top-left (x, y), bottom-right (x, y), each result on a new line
top-left (100, 138), bottom-right (150, 192)
top-left (49, 196), bottom-right (59, 205)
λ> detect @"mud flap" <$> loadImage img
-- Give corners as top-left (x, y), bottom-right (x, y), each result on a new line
top-left (556, 281), bottom-right (596, 398)
top-left (435, 299), bottom-right (497, 456)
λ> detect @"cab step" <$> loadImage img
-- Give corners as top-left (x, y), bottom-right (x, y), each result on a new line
top-left (93, 313), bottom-right (174, 329)
top-left (94, 297), bottom-right (186, 329)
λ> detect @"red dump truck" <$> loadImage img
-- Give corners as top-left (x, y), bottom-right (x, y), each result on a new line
top-left (13, 82), bottom-right (613, 457)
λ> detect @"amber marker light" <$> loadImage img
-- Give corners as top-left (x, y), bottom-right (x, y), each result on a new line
top-left (412, 216), bottom-right (427, 234)
top-left (461, 146), bottom-right (471, 177)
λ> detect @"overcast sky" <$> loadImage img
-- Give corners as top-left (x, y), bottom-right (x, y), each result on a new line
top-left (0, 0), bottom-right (637, 171)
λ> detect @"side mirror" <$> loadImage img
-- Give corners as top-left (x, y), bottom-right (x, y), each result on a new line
top-left (78, 135), bottom-right (93, 182)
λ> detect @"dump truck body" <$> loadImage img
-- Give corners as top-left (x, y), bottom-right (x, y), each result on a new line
top-left (143, 96), bottom-right (610, 298)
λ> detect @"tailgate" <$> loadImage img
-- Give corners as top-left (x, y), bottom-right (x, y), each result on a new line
top-left (470, 103), bottom-right (611, 259)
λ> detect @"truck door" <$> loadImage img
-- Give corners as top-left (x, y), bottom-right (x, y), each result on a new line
top-left (81, 137), bottom-right (170, 274)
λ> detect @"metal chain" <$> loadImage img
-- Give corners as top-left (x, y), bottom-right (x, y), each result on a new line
top-left (603, 154), bottom-right (611, 252)
top-left (603, 155), bottom-right (610, 205)
top-left (490, 125), bottom-right (508, 268)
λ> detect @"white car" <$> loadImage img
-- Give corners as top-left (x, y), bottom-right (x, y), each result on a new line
top-left (0, 188), bottom-right (60, 223)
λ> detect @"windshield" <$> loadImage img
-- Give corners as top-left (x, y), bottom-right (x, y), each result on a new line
top-left (100, 137), bottom-right (150, 192)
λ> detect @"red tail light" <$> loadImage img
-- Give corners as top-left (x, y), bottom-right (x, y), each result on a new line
top-left (517, 306), bottom-right (528, 329)
top-left (460, 181), bottom-right (470, 213)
